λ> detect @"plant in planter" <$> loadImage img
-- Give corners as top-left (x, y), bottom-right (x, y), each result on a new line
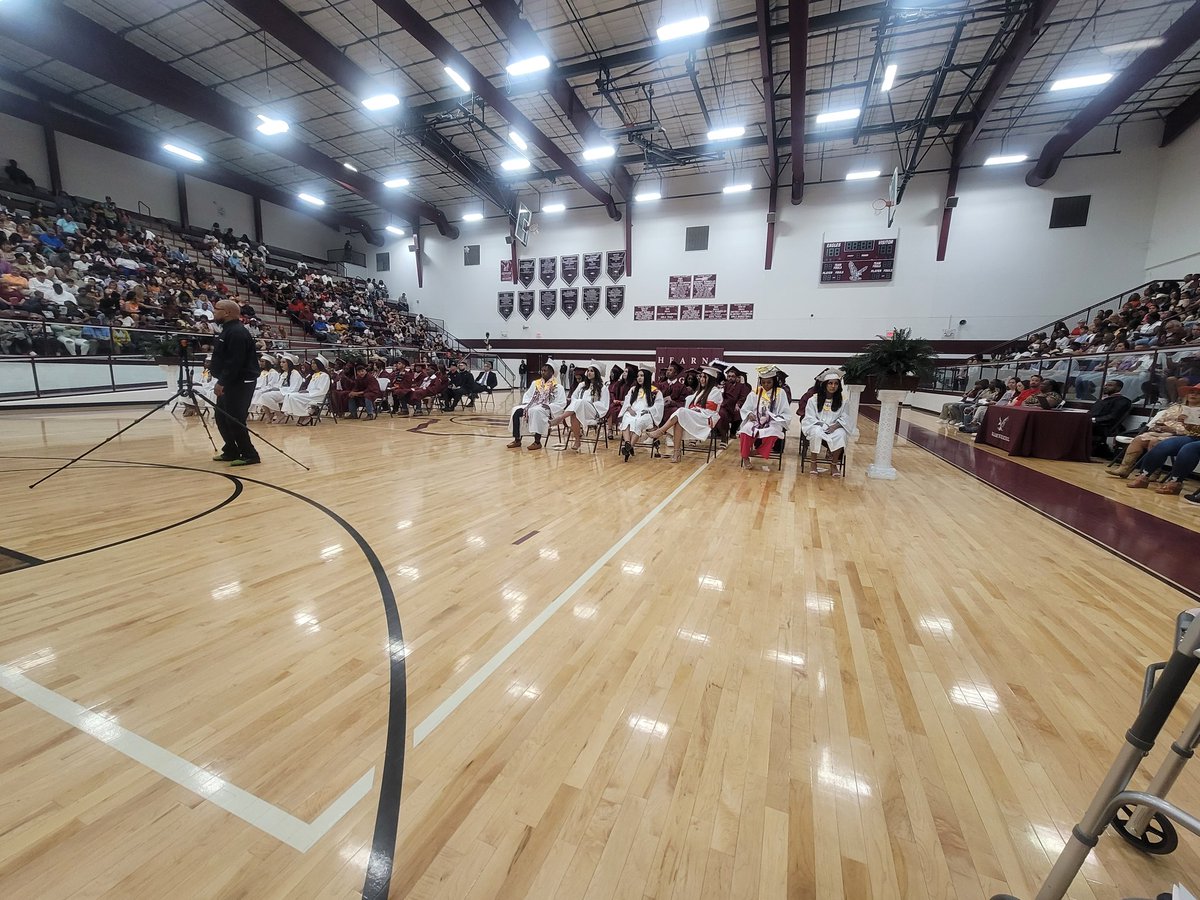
top-left (858, 328), bottom-right (937, 390)
top-left (841, 354), bottom-right (871, 386)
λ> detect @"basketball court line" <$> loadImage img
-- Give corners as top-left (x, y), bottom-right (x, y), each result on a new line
top-left (0, 662), bottom-right (375, 853)
top-left (413, 457), bottom-right (712, 746)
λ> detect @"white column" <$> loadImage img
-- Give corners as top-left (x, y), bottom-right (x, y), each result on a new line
top-left (867, 388), bottom-right (908, 480)
top-left (844, 383), bottom-right (865, 443)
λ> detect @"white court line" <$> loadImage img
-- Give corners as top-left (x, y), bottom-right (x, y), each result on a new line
top-left (0, 663), bottom-right (375, 853)
top-left (413, 458), bottom-right (711, 745)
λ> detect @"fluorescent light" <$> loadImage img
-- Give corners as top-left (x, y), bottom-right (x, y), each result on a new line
top-left (815, 108), bottom-right (860, 124)
top-left (509, 130), bottom-right (528, 151)
top-left (707, 125), bottom-right (745, 141)
top-left (501, 157), bottom-right (530, 171)
top-left (1100, 38), bottom-right (1165, 55)
top-left (723, 183), bottom-right (752, 194)
top-left (983, 153), bottom-right (1028, 166)
top-left (383, 177), bottom-right (410, 188)
top-left (462, 212), bottom-right (484, 222)
top-left (881, 64), bottom-right (898, 92)
top-left (162, 142), bottom-right (203, 163)
top-left (657, 15), bottom-right (709, 41)
top-left (255, 114), bottom-right (289, 135)
top-left (361, 93), bottom-right (400, 111)
top-left (297, 192), bottom-right (324, 206)
top-left (634, 190), bottom-right (661, 201)
top-left (1050, 73), bottom-right (1113, 92)
top-left (506, 55), bottom-right (550, 77)
top-left (385, 225), bottom-right (405, 236)
top-left (845, 169), bottom-right (881, 180)
top-left (444, 66), bottom-right (471, 93)
top-left (342, 162), bottom-right (358, 172)
top-left (542, 202), bottom-right (566, 213)
top-left (582, 144), bottom-right (615, 160)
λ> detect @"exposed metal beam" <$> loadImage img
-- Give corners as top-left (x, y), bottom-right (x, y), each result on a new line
top-left (1161, 84), bottom-right (1200, 146)
top-left (0, 87), bottom-right (382, 243)
top-left (0, 0), bottom-right (451, 238)
top-left (477, 0), bottom-right (635, 201)
top-left (370, 0), bottom-right (622, 220)
top-left (220, 0), bottom-right (516, 217)
top-left (789, 0), bottom-right (809, 205)
top-left (898, 22), bottom-right (964, 204)
top-left (1027, 0), bottom-right (1200, 185)
top-left (757, 0), bottom-right (781, 264)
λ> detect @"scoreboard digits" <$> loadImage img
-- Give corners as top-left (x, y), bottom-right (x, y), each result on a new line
top-left (820, 239), bottom-right (897, 282)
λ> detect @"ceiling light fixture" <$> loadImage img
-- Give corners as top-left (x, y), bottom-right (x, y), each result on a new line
top-left (542, 202), bottom-right (566, 213)
top-left (707, 125), bottom-right (745, 141)
top-left (383, 177), bottom-right (410, 188)
top-left (255, 114), bottom-right (289, 135)
top-left (385, 225), bottom-right (406, 236)
top-left (657, 15), bottom-right (710, 42)
top-left (880, 63), bottom-right (898, 92)
top-left (506, 54), bottom-right (550, 77)
top-left (501, 157), bottom-right (530, 171)
top-left (361, 93), bottom-right (400, 111)
top-left (582, 144), bottom-right (615, 160)
top-left (444, 66), bottom-right (471, 93)
top-left (509, 130), bottom-right (528, 151)
top-left (297, 192), bottom-right (324, 206)
top-left (983, 153), bottom-right (1028, 166)
top-left (723, 182), bottom-right (752, 194)
top-left (815, 108), bottom-right (860, 124)
top-left (342, 162), bottom-right (358, 172)
top-left (462, 212), bottom-right (484, 222)
top-left (1099, 38), bottom-right (1165, 55)
top-left (1050, 72), bottom-right (1113, 91)
top-left (634, 190), bottom-right (662, 201)
top-left (162, 142), bottom-right (203, 163)
top-left (845, 169), bottom-right (882, 180)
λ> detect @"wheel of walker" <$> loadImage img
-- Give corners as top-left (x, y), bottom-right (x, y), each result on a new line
top-left (1110, 803), bottom-right (1179, 855)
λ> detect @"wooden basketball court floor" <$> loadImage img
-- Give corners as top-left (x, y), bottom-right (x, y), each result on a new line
top-left (1, 402), bottom-right (1198, 900)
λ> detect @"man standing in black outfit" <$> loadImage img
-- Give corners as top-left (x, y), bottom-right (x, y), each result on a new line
top-left (210, 298), bottom-right (261, 466)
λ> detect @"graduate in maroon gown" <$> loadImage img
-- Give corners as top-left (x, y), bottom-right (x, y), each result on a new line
top-left (330, 358), bottom-right (353, 416)
top-left (387, 358), bottom-right (415, 415)
top-left (654, 361), bottom-right (690, 423)
top-left (607, 363), bottom-right (638, 434)
top-left (410, 364), bottom-right (448, 413)
top-left (393, 361), bottom-right (427, 415)
top-left (717, 364), bottom-right (751, 440)
top-left (346, 362), bottom-right (381, 419)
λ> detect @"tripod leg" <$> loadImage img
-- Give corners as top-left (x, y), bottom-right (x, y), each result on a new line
top-left (29, 391), bottom-right (185, 490)
top-left (194, 391), bottom-right (310, 471)
top-left (184, 388), bottom-right (220, 453)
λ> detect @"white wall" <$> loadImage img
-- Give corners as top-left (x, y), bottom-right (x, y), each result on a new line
top-left (56, 133), bottom-right (179, 219)
top-left (185, 174), bottom-right (254, 238)
top-left (1145, 124), bottom-right (1200, 277)
top-left (367, 139), bottom-right (1164, 346)
top-left (261, 200), bottom-right (340, 258)
top-left (0, 112), bottom-right (50, 187)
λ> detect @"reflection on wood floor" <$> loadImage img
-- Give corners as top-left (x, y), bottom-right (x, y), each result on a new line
top-left (0, 404), bottom-right (1197, 899)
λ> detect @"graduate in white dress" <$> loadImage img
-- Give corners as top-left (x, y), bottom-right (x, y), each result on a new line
top-left (738, 365), bottom-right (791, 467)
top-left (618, 367), bottom-right (665, 461)
top-left (248, 353), bottom-right (280, 419)
top-left (800, 368), bottom-right (850, 475)
top-left (551, 363), bottom-right (610, 452)
top-left (647, 365), bottom-right (723, 462)
top-left (258, 352), bottom-right (302, 423)
top-left (506, 363), bottom-right (567, 451)
top-left (281, 354), bottom-right (332, 425)
top-left (182, 355), bottom-right (218, 417)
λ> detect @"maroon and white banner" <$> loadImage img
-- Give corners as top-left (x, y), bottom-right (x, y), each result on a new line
top-left (703, 304), bottom-right (728, 320)
top-left (500, 259), bottom-right (514, 283)
top-left (680, 303), bottom-right (703, 321)
top-left (560, 254), bottom-right (579, 285)
top-left (498, 291), bottom-right (514, 320)
top-left (692, 273), bottom-right (717, 299)
top-left (633, 306), bottom-right (655, 322)
top-left (582, 287), bottom-right (601, 317)
top-left (729, 302), bottom-right (754, 320)
top-left (668, 275), bottom-right (692, 299)
top-left (560, 288), bottom-right (578, 317)
top-left (656, 305), bottom-right (679, 321)
top-left (517, 258), bottom-right (536, 288)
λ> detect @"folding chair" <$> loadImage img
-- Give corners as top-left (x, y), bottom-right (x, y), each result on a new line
top-left (584, 421), bottom-right (609, 453)
top-left (799, 433), bottom-right (846, 477)
top-left (680, 429), bottom-right (720, 462)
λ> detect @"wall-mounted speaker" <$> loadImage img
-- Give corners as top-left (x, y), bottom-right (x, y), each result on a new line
top-left (944, 196), bottom-right (959, 209)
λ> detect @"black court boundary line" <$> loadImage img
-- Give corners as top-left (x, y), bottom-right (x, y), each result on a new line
top-left (863, 409), bottom-right (1200, 602)
top-left (0, 544), bottom-right (42, 565)
top-left (0, 454), bottom-right (407, 899)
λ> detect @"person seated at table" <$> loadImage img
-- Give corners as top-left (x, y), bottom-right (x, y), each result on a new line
top-left (507, 363), bottom-right (565, 451)
top-left (1011, 375), bottom-right (1043, 406)
top-left (646, 365), bottom-right (722, 463)
top-left (959, 378), bottom-right (1011, 432)
top-left (939, 380), bottom-right (990, 424)
top-left (717, 364), bottom-right (751, 442)
top-left (738, 365), bottom-right (791, 469)
top-left (1109, 385), bottom-right (1200, 476)
top-left (259, 352), bottom-right (302, 423)
top-left (1022, 379), bottom-right (1063, 409)
top-left (618, 368), bottom-right (664, 460)
top-left (281, 354), bottom-right (332, 425)
top-left (551, 363), bottom-right (609, 452)
top-left (1088, 380), bottom-right (1133, 459)
top-left (800, 369), bottom-right (850, 475)
top-left (248, 352), bottom-right (280, 419)
top-left (443, 360), bottom-right (478, 411)
top-left (1123, 434), bottom-right (1200, 493)
top-left (346, 361), bottom-right (380, 419)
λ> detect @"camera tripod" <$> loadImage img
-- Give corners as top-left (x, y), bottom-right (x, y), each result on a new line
top-left (29, 341), bottom-right (309, 490)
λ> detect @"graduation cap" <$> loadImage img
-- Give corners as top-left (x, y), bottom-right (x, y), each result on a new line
top-left (279, 352), bottom-right (298, 365)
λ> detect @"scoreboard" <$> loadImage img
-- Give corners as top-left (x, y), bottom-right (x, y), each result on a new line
top-left (820, 238), bottom-right (897, 282)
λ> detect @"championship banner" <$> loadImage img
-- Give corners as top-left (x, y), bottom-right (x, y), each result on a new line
top-left (583, 252), bottom-right (602, 284)
top-left (500, 259), bottom-right (514, 283)
top-left (539, 289), bottom-right (557, 318)
top-left (606, 250), bottom-right (626, 282)
top-left (633, 306), bottom-right (655, 322)
top-left (655, 346), bottom-right (726, 369)
top-left (703, 304), bottom-right (728, 320)
top-left (498, 291), bottom-right (514, 320)
top-left (729, 302), bottom-right (755, 320)
top-left (656, 305), bottom-right (679, 321)
top-left (692, 273), bottom-right (717, 299)
top-left (560, 287), bottom-right (578, 318)
top-left (538, 256), bottom-right (556, 287)
top-left (582, 286), bottom-right (601, 317)
top-left (668, 275), bottom-right (692, 299)
top-left (605, 285), bottom-right (625, 316)
top-left (560, 254), bottom-right (579, 285)
top-left (680, 303), bottom-right (703, 321)
top-left (517, 290), bottom-right (535, 319)
top-left (518, 258), bottom-right (536, 288)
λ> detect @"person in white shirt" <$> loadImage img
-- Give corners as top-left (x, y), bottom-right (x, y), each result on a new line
top-left (800, 369), bottom-right (851, 475)
top-left (27, 271), bottom-right (56, 297)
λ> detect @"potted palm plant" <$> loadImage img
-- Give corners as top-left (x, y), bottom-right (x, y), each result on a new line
top-left (858, 328), bottom-right (937, 392)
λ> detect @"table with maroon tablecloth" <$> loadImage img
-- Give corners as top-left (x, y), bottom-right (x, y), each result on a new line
top-left (974, 405), bottom-right (1093, 460)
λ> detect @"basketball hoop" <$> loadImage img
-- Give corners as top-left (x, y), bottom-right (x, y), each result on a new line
top-left (872, 198), bottom-right (892, 213)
